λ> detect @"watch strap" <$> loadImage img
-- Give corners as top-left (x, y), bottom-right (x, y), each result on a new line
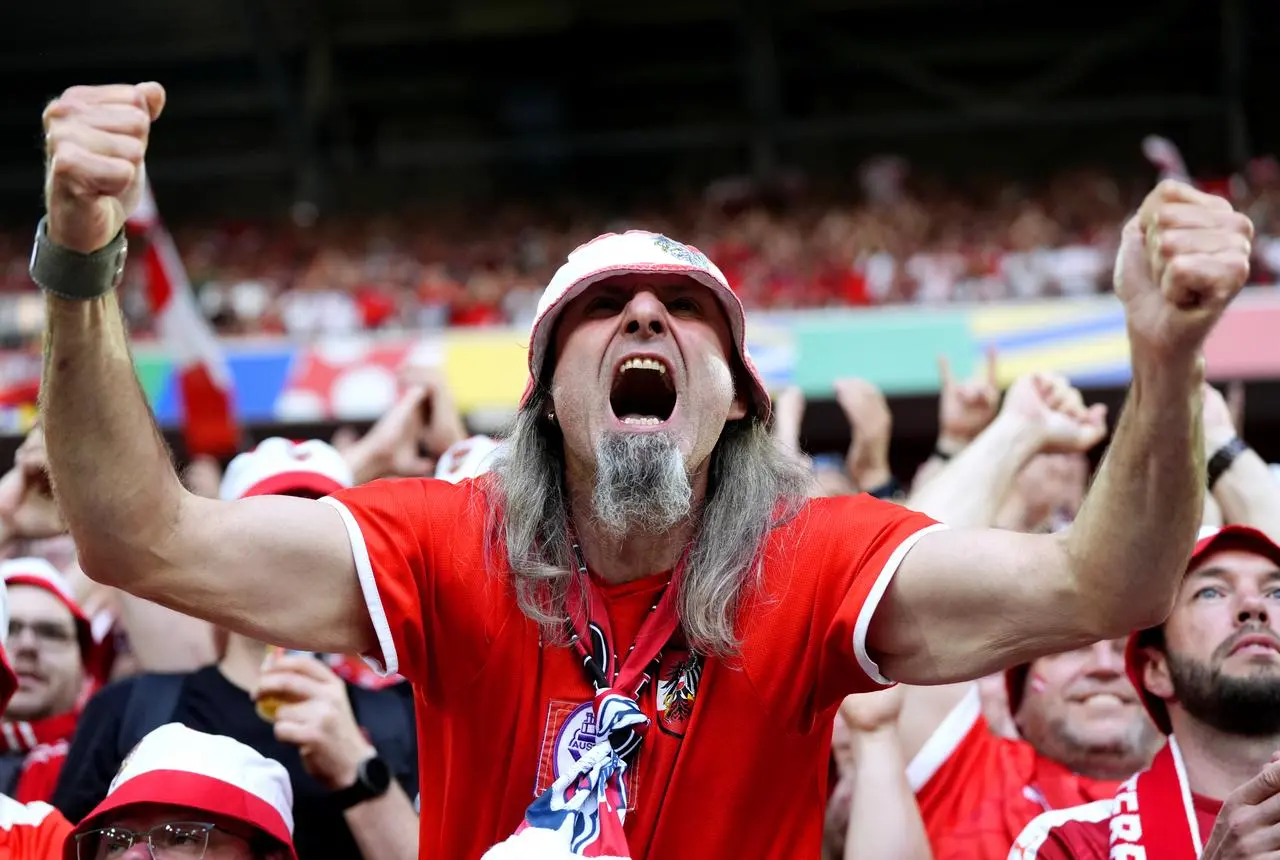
top-left (28, 216), bottom-right (128, 301)
top-left (1208, 436), bottom-right (1249, 491)
top-left (332, 755), bottom-right (390, 810)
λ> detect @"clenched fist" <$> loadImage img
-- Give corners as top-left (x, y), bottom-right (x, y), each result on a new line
top-left (42, 82), bottom-right (165, 254)
top-left (1115, 179), bottom-right (1253, 361)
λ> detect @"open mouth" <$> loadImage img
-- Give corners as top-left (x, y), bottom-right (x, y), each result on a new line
top-left (610, 357), bottom-right (677, 426)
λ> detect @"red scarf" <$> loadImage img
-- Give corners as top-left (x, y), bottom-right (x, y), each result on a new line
top-left (485, 557), bottom-right (684, 859)
top-left (1109, 739), bottom-right (1201, 858)
top-left (0, 712), bottom-right (78, 804)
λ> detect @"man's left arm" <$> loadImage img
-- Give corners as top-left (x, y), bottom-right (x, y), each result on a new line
top-left (868, 180), bottom-right (1254, 685)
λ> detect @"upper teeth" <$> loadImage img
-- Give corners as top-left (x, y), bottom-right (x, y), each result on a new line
top-left (622, 358), bottom-right (666, 374)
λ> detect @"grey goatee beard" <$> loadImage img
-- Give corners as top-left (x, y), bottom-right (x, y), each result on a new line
top-left (592, 432), bottom-right (692, 537)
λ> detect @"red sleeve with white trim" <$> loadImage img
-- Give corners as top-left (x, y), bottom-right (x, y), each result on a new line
top-left (1008, 801), bottom-right (1114, 860)
top-left (321, 477), bottom-right (501, 697)
top-left (741, 495), bottom-right (941, 724)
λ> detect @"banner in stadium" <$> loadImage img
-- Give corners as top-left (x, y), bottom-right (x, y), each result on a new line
top-left (1, 291), bottom-right (1278, 429)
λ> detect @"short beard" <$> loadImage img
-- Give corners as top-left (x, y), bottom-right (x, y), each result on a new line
top-left (1019, 707), bottom-right (1156, 780)
top-left (1167, 649), bottom-right (1280, 736)
top-left (592, 432), bottom-right (691, 538)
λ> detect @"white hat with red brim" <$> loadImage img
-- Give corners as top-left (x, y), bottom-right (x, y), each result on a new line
top-left (520, 230), bottom-right (772, 421)
top-left (0, 557), bottom-right (92, 660)
top-left (220, 437), bottom-right (354, 501)
top-left (434, 435), bottom-right (502, 484)
top-left (66, 723), bottom-right (296, 860)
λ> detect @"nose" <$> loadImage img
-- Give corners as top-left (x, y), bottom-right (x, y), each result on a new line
top-left (621, 291), bottom-right (667, 338)
top-left (121, 842), bottom-right (151, 860)
top-left (1236, 590), bottom-right (1270, 626)
top-left (1083, 639), bottom-right (1125, 677)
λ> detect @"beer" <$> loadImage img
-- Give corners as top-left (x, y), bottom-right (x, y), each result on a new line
top-left (253, 646), bottom-right (314, 723)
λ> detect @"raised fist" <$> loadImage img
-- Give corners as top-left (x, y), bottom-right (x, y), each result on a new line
top-left (42, 82), bottom-right (166, 254)
top-left (1000, 372), bottom-right (1108, 455)
top-left (1115, 180), bottom-right (1253, 361)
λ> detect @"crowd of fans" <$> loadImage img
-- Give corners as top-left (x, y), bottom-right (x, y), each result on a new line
top-left (5, 162), bottom-right (1280, 340)
top-left (0, 321), bottom-right (1271, 858)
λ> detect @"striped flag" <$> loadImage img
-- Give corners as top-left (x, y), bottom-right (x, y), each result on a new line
top-left (126, 183), bottom-right (241, 457)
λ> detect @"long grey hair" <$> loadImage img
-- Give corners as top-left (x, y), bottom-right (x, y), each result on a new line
top-left (484, 387), bottom-right (813, 656)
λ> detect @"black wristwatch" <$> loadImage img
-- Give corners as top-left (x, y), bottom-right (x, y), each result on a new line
top-left (1208, 437), bottom-right (1249, 491)
top-left (332, 755), bottom-right (392, 810)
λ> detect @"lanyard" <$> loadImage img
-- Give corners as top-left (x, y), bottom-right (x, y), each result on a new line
top-left (564, 541), bottom-right (684, 700)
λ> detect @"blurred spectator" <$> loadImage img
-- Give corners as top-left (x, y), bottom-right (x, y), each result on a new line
top-left (54, 440), bottom-right (419, 860)
top-left (68, 723), bottom-right (296, 860)
top-left (0, 560), bottom-right (89, 804)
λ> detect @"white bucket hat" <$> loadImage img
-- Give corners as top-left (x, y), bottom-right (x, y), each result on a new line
top-left (520, 230), bottom-right (771, 421)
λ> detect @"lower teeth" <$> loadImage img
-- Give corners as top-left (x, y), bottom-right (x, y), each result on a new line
top-left (622, 415), bottom-right (661, 425)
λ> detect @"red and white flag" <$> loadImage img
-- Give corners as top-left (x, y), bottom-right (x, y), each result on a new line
top-left (126, 184), bottom-right (241, 457)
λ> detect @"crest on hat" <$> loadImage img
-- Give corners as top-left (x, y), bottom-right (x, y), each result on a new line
top-left (652, 234), bottom-right (710, 269)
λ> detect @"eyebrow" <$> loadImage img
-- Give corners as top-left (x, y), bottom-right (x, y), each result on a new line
top-left (1186, 566), bottom-right (1280, 584)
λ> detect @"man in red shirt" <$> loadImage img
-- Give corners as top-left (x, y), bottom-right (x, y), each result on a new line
top-left (899, 639), bottom-right (1160, 860)
top-left (33, 83), bottom-right (1253, 859)
top-left (1011, 525), bottom-right (1280, 858)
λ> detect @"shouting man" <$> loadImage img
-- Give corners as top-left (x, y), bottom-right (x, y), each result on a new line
top-left (31, 83), bottom-right (1251, 859)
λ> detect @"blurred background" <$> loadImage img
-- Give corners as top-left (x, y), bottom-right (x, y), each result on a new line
top-left (2, 0), bottom-right (1279, 472)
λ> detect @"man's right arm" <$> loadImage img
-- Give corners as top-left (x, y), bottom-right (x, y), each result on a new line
top-left (38, 83), bottom-right (372, 655)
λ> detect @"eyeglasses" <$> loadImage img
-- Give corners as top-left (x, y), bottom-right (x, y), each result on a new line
top-left (75, 821), bottom-right (238, 860)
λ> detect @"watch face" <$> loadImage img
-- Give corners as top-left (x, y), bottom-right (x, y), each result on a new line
top-left (361, 755), bottom-right (392, 793)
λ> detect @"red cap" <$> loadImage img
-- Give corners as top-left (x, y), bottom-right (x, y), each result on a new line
top-left (1125, 525), bottom-right (1280, 734)
top-left (519, 230), bottom-right (772, 421)
top-left (0, 558), bottom-right (92, 663)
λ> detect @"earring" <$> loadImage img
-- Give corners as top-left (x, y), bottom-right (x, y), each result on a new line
top-left (547, 411), bottom-right (556, 422)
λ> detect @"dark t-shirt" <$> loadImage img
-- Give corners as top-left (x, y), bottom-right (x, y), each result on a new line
top-left (52, 665), bottom-right (417, 859)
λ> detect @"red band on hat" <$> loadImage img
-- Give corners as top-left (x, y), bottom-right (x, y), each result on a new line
top-left (69, 770), bottom-right (296, 860)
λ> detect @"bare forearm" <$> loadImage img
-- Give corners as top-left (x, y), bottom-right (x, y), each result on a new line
top-left (1212, 448), bottom-right (1280, 541)
top-left (41, 294), bottom-right (188, 581)
top-left (1064, 357), bottom-right (1205, 634)
top-left (344, 782), bottom-right (419, 860)
top-left (906, 415), bottom-right (1040, 527)
top-left (844, 729), bottom-right (932, 860)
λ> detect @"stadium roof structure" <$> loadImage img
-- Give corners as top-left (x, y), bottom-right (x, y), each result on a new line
top-left (0, 0), bottom-right (1272, 215)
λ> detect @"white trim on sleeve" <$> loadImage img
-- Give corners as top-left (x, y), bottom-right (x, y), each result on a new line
top-left (1007, 798), bottom-right (1115, 859)
top-left (905, 685), bottom-right (982, 791)
top-left (852, 522), bottom-right (948, 685)
top-left (320, 497), bottom-right (400, 677)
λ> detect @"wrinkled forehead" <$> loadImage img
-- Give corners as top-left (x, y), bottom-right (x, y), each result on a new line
top-left (1182, 547), bottom-right (1280, 590)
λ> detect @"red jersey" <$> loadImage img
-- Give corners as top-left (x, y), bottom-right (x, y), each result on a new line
top-left (322, 478), bottom-right (941, 860)
top-left (910, 688), bottom-right (1121, 860)
top-left (0, 796), bottom-right (70, 860)
top-left (1009, 791), bottom-right (1220, 858)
